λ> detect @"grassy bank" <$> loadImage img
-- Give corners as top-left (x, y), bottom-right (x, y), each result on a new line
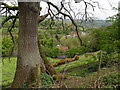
top-left (1, 51), bottom-right (119, 88)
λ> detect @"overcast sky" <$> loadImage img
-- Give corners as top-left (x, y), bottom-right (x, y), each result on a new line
top-left (40, 0), bottom-right (119, 20)
top-left (2, 0), bottom-right (119, 20)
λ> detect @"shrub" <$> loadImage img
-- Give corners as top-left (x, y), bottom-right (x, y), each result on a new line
top-left (101, 72), bottom-right (119, 88)
top-left (46, 48), bottom-right (62, 58)
top-left (2, 36), bottom-right (18, 57)
top-left (101, 43), bottom-right (118, 54)
top-left (41, 73), bottom-right (54, 88)
top-left (65, 46), bottom-right (87, 58)
top-left (2, 36), bottom-right (14, 57)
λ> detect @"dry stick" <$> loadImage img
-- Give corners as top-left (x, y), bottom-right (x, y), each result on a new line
top-left (95, 50), bottom-right (102, 88)
top-left (60, 62), bottom-right (70, 88)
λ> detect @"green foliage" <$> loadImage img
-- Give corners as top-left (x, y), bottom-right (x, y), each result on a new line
top-left (56, 51), bottom-right (118, 77)
top-left (107, 14), bottom-right (119, 25)
top-left (102, 52), bottom-right (119, 67)
top-left (2, 36), bottom-right (14, 57)
top-left (56, 51), bottom-right (100, 72)
top-left (90, 24), bottom-right (118, 53)
top-left (47, 57), bottom-right (60, 64)
top-left (41, 38), bottom-right (54, 48)
top-left (101, 72), bottom-right (119, 88)
top-left (2, 57), bottom-right (54, 88)
top-left (39, 19), bottom-right (50, 27)
top-left (41, 73), bottom-right (54, 88)
top-left (46, 48), bottom-right (62, 58)
top-left (2, 57), bottom-right (17, 87)
top-left (65, 46), bottom-right (91, 58)
top-left (60, 37), bottom-right (80, 48)
top-left (2, 57), bottom-right (56, 88)
top-left (2, 51), bottom-right (118, 88)
top-left (2, 35), bottom-right (18, 57)
top-left (85, 15), bottom-right (119, 53)
top-left (65, 47), bottom-right (79, 58)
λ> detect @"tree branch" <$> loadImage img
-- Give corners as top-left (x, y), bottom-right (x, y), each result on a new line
top-left (38, 13), bottom-right (50, 23)
top-left (1, 2), bottom-right (18, 11)
top-left (47, 2), bottom-right (83, 46)
top-left (2, 15), bottom-right (18, 26)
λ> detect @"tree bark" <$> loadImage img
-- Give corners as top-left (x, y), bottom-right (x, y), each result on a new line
top-left (11, 2), bottom-right (45, 88)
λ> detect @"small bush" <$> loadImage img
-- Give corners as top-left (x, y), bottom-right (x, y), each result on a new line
top-left (46, 48), bottom-right (62, 58)
top-left (2, 36), bottom-right (18, 57)
top-left (65, 46), bottom-right (86, 58)
top-left (101, 72), bottom-right (119, 88)
top-left (2, 36), bottom-right (14, 57)
top-left (41, 73), bottom-right (54, 88)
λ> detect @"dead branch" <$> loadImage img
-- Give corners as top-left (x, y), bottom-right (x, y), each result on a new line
top-left (38, 13), bottom-right (50, 23)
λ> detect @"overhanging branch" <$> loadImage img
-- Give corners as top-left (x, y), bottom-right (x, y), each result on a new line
top-left (1, 2), bottom-right (18, 11)
top-left (47, 2), bottom-right (83, 46)
top-left (2, 15), bottom-right (19, 26)
top-left (38, 13), bottom-right (50, 23)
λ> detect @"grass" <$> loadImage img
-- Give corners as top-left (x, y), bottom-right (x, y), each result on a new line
top-left (1, 51), bottom-right (118, 88)
top-left (1, 57), bottom-right (60, 87)
top-left (0, 51), bottom-right (103, 87)
top-left (55, 51), bottom-right (99, 72)
top-left (2, 57), bottom-right (17, 87)
top-left (0, 58), bottom-right (2, 87)
top-left (2, 52), bottom-right (98, 87)
top-left (47, 57), bottom-right (60, 64)
top-left (63, 66), bottom-right (118, 88)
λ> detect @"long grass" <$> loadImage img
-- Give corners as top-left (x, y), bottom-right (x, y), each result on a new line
top-left (1, 57), bottom-right (60, 87)
top-left (2, 57), bottom-right (17, 87)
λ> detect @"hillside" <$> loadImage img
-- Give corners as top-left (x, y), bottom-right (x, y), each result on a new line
top-left (1, 50), bottom-right (119, 88)
top-left (52, 51), bottom-right (119, 88)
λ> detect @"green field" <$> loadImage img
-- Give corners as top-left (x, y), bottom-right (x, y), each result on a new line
top-left (2, 57), bottom-right (17, 87)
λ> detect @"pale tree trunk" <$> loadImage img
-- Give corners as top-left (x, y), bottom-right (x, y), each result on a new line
top-left (12, 2), bottom-right (45, 88)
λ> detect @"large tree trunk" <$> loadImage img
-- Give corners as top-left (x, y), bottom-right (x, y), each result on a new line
top-left (12, 2), bottom-right (45, 88)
